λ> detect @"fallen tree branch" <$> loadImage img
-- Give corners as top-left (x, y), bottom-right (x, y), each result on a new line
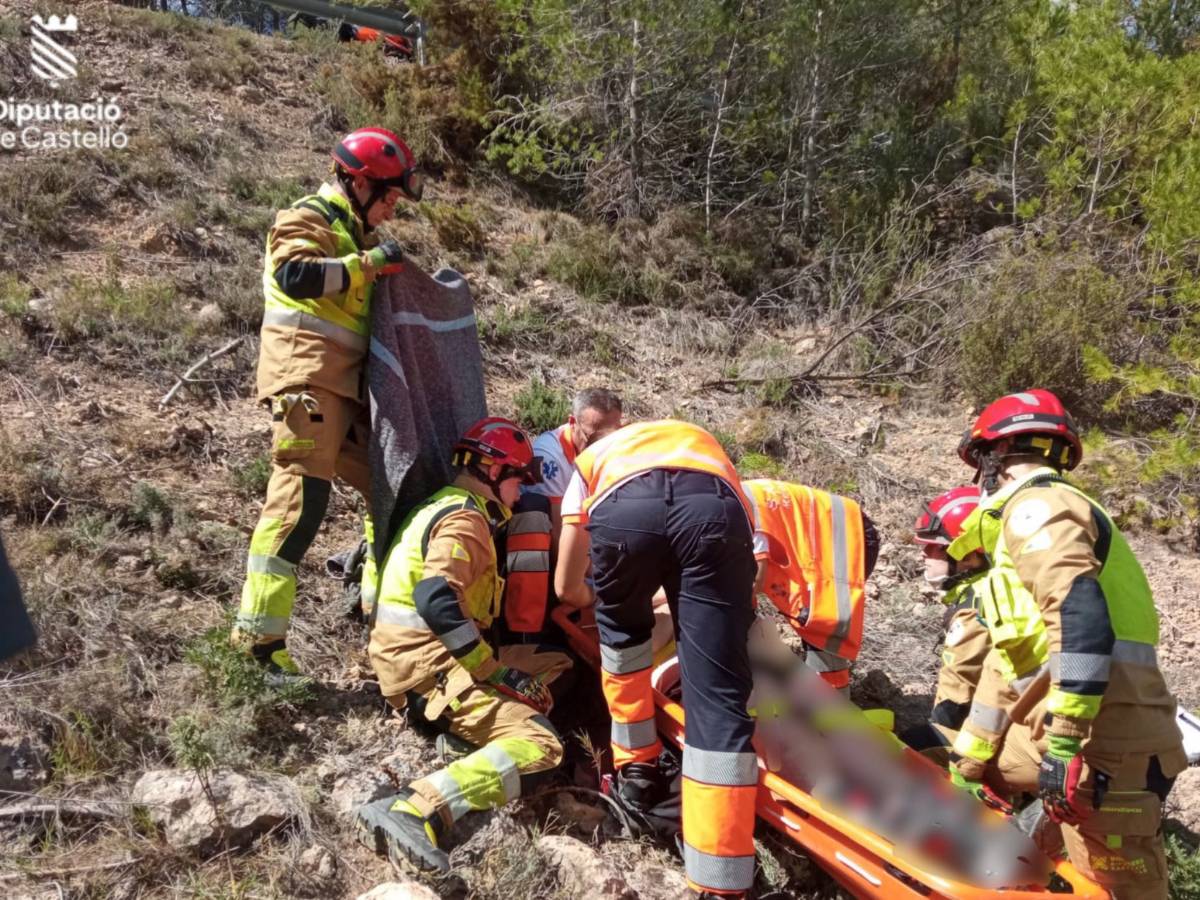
top-left (0, 799), bottom-right (126, 821)
top-left (158, 336), bottom-right (247, 408)
top-left (0, 853), bottom-right (139, 881)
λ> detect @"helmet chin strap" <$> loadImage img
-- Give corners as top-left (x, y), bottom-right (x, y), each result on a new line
top-left (979, 449), bottom-right (1005, 495)
top-left (467, 461), bottom-right (505, 501)
top-left (337, 171), bottom-right (385, 233)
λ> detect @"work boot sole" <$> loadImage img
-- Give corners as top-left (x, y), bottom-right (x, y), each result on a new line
top-left (354, 795), bottom-right (450, 875)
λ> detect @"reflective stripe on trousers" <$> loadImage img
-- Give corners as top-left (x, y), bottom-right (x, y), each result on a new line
top-left (681, 746), bottom-right (758, 893)
top-left (601, 638), bottom-right (661, 766)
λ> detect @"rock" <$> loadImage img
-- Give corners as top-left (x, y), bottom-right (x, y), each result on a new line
top-left (233, 84), bottom-right (263, 103)
top-left (356, 881), bottom-right (440, 900)
top-left (554, 791), bottom-right (608, 831)
top-left (139, 223), bottom-right (175, 253)
top-left (329, 768), bottom-right (395, 821)
top-left (195, 302), bottom-right (223, 329)
top-left (131, 768), bottom-right (305, 853)
top-left (624, 861), bottom-right (691, 900)
top-left (0, 718), bottom-right (50, 793)
top-left (536, 834), bottom-right (636, 899)
top-left (287, 844), bottom-right (339, 898)
top-left (1167, 765), bottom-right (1200, 837)
top-left (26, 295), bottom-right (53, 316)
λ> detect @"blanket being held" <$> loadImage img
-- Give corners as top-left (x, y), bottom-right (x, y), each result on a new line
top-left (367, 265), bottom-right (487, 560)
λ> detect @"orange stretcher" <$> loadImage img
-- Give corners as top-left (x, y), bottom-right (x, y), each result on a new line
top-left (550, 605), bottom-right (1108, 900)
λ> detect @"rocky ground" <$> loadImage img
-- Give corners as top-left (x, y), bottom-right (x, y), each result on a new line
top-left (0, 2), bottom-right (1196, 898)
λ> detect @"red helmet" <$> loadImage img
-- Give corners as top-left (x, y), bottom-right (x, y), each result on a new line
top-left (332, 128), bottom-right (423, 201)
top-left (454, 418), bottom-right (542, 485)
top-left (958, 389), bottom-right (1082, 471)
top-left (914, 485), bottom-right (981, 545)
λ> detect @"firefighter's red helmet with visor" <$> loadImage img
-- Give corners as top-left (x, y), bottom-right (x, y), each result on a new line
top-left (957, 389), bottom-right (1083, 471)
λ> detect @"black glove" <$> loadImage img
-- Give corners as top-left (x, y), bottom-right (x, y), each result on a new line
top-left (367, 240), bottom-right (405, 269)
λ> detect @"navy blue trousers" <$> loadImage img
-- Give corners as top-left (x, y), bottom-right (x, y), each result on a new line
top-left (588, 469), bottom-right (756, 756)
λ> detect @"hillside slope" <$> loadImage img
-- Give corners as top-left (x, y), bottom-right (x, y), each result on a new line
top-left (0, 3), bottom-right (1196, 898)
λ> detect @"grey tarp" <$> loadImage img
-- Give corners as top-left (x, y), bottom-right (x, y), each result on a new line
top-left (367, 265), bottom-right (487, 560)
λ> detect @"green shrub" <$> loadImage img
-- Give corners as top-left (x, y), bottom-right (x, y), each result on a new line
top-left (167, 709), bottom-right (256, 773)
top-left (227, 173), bottom-right (306, 210)
top-left (186, 623), bottom-right (313, 709)
top-left (1168, 831), bottom-right (1200, 900)
top-left (129, 481), bottom-right (174, 533)
top-left (0, 156), bottom-right (104, 245)
top-left (957, 251), bottom-right (1127, 419)
top-left (514, 377), bottom-right (570, 434)
top-left (184, 31), bottom-right (259, 87)
top-left (232, 453), bottom-right (272, 498)
top-left (44, 273), bottom-right (202, 367)
top-left (481, 302), bottom-right (554, 347)
top-left (423, 202), bottom-right (488, 255)
top-left (738, 452), bottom-right (785, 479)
top-left (0, 274), bottom-right (31, 317)
top-left (51, 711), bottom-right (129, 780)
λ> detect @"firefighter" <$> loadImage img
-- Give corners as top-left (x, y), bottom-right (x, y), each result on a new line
top-left (503, 388), bottom-right (623, 640)
top-left (901, 486), bottom-right (1021, 779)
top-left (950, 389), bottom-right (1186, 900)
top-left (233, 128), bottom-right (423, 678)
top-left (555, 420), bottom-right (758, 897)
top-left (357, 418), bottom-right (573, 874)
top-left (743, 479), bottom-right (879, 696)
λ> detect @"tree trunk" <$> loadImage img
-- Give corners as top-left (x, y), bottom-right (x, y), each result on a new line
top-left (801, 8), bottom-right (823, 236)
top-left (705, 26), bottom-right (741, 236)
top-left (625, 17), bottom-right (645, 219)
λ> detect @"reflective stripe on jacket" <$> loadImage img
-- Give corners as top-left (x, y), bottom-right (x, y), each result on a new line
top-left (257, 183), bottom-right (376, 401)
top-left (571, 420), bottom-right (751, 521)
top-left (744, 479), bottom-right (865, 660)
top-left (369, 486), bottom-right (503, 697)
top-left (993, 471), bottom-right (1177, 749)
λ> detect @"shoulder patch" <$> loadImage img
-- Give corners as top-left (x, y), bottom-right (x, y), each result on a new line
top-left (1020, 530), bottom-right (1053, 553)
top-left (1008, 498), bottom-right (1052, 539)
top-left (451, 542), bottom-right (471, 562)
top-left (944, 618), bottom-right (967, 647)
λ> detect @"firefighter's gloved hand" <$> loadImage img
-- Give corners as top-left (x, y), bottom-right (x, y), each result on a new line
top-left (366, 240), bottom-right (406, 271)
top-left (950, 766), bottom-right (1009, 812)
top-left (1039, 735), bottom-right (1088, 824)
top-left (486, 665), bottom-right (552, 713)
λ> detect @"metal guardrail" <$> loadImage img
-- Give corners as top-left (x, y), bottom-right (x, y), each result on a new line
top-left (264, 0), bottom-right (425, 63)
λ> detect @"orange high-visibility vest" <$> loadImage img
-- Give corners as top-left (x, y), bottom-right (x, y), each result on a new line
top-left (745, 479), bottom-right (866, 661)
top-left (572, 420), bottom-right (752, 521)
top-left (503, 501), bottom-right (552, 633)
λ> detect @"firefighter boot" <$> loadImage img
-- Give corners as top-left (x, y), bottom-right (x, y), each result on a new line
top-left (248, 638), bottom-right (311, 688)
top-left (356, 793), bottom-right (450, 875)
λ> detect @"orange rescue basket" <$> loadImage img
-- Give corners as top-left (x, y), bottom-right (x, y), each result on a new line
top-left (550, 605), bottom-right (1108, 900)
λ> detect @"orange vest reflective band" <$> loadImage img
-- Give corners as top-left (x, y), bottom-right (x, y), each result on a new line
top-left (503, 505), bottom-right (552, 633)
top-left (746, 479), bottom-right (866, 660)
top-left (573, 420), bottom-right (751, 520)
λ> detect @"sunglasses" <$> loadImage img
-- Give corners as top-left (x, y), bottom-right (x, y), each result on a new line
top-left (501, 456), bottom-right (544, 486)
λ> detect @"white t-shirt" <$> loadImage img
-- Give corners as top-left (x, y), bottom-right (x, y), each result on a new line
top-left (559, 427), bottom-right (644, 524)
top-left (522, 423), bottom-right (574, 503)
